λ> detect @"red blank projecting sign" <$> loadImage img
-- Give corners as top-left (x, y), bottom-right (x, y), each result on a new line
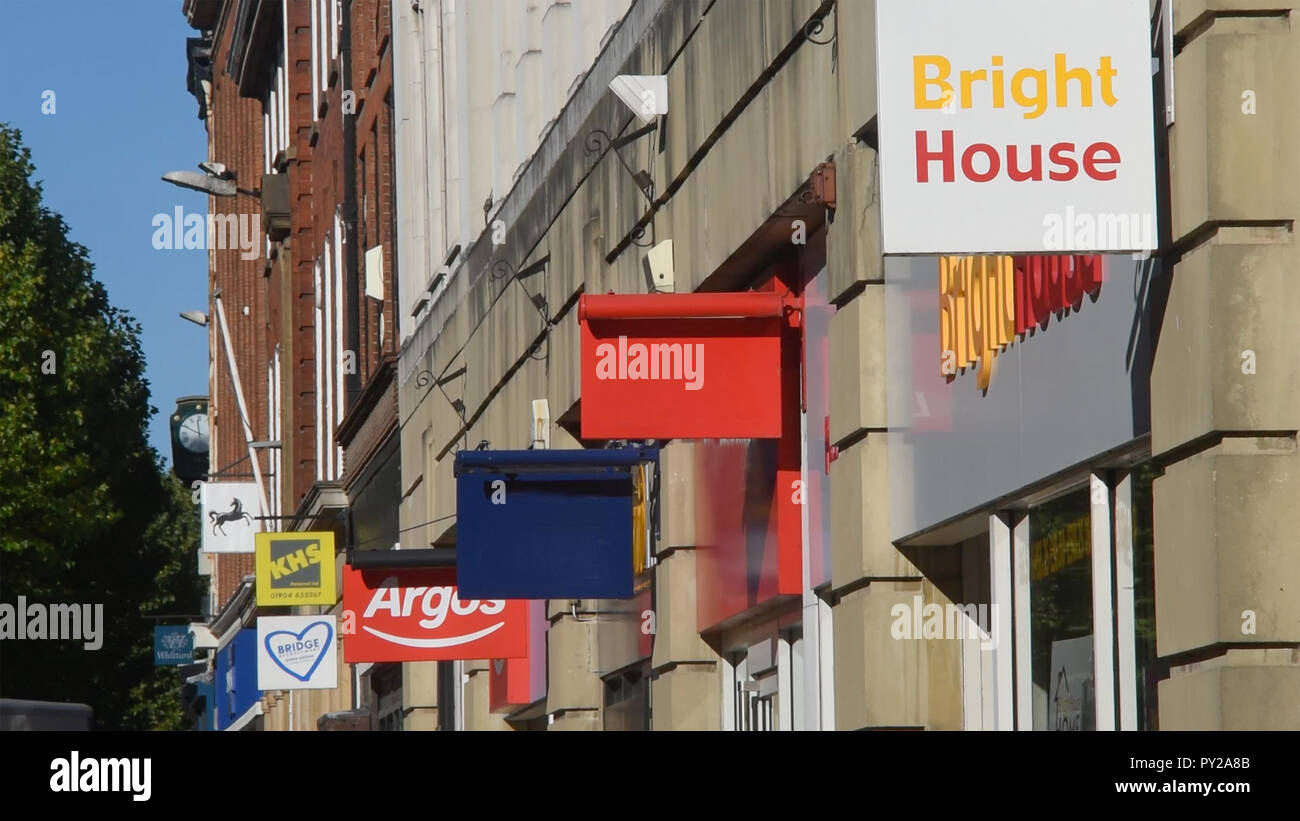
top-left (578, 293), bottom-right (787, 440)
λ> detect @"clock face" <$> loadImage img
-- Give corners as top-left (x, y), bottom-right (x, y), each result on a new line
top-left (179, 413), bottom-right (210, 453)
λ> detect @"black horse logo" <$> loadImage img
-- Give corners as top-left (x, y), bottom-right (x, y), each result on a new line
top-left (209, 497), bottom-right (253, 536)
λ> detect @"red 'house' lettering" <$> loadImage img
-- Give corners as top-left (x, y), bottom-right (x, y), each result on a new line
top-left (915, 131), bottom-right (1123, 183)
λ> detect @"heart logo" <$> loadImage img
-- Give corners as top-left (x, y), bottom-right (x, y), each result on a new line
top-left (264, 621), bottom-right (333, 682)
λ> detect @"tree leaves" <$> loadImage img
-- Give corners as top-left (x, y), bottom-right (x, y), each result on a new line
top-left (0, 123), bottom-right (202, 729)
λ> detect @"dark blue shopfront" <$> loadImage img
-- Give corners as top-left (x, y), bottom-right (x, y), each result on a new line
top-left (214, 628), bottom-right (260, 731)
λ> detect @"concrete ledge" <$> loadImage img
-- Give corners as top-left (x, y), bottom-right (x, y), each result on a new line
top-left (1160, 652), bottom-right (1300, 729)
top-left (828, 283), bottom-right (887, 441)
top-left (1151, 238), bottom-right (1299, 455)
top-left (651, 663), bottom-right (720, 730)
top-left (1154, 439), bottom-right (1300, 655)
top-left (830, 435), bottom-right (918, 588)
top-left (546, 615), bottom-right (602, 713)
top-left (832, 581), bottom-right (961, 730)
top-left (825, 141), bottom-right (883, 305)
top-left (548, 709), bottom-right (602, 731)
top-left (651, 549), bottom-right (719, 670)
top-left (1170, 14), bottom-right (1299, 239)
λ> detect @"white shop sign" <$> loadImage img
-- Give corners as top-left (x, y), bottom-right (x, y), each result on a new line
top-left (875, 0), bottom-right (1158, 254)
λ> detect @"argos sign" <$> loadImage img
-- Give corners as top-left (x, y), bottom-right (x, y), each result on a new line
top-left (341, 566), bottom-right (527, 662)
top-left (875, 0), bottom-right (1157, 254)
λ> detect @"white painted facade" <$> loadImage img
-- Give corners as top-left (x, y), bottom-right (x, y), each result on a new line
top-left (390, 0), bottom-right (632, 343)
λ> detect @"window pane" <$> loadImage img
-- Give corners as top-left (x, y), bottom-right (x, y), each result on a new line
top-left (1029, 487), bottom-right (1093, 730)
top-left (1131, 462), bottom-right (1160, 730)
top-left (602, 666), bottom-right (649, 731)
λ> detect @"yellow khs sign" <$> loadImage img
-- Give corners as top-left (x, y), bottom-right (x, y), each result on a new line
top-left (255, 532), bottom-right (337, 606)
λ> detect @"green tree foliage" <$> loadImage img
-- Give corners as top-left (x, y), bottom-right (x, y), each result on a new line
top-left (0, 124), bottom-right (202, 729)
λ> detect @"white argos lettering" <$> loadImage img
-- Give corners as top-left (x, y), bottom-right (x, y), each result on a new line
top-left (419, 587), bottom-right (453, 629)
top-left (401, 586), bottom-right (429, 617)
top-left (363, 582), bottom-right (509, 641)
top-left (450, 596), bottom-right (479, 616)
top-left (363, 581), bottom-right (402, 618)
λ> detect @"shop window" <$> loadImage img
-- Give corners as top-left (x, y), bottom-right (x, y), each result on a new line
top-left (1028, 486), bottom-right (1093, 731)
top-left (1130, 461), bottom-right (1161, 730)
top-left (929, 457), bottom-right (1164, 732)
top-left (602, 663), bottom-right (650, 731)
top-left (722, 629), bottom-right (803, 731)
top-left (372, 663), bottom-right (403, 731)
top-left (728, 652), bottom-right (776, 731)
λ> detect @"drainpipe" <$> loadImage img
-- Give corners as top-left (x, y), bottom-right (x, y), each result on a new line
top-left (342, 0), bottom-right (361, 411)
top-left (213, 293), bottom-right (272, 522)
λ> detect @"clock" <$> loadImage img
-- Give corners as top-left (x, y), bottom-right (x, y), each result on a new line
top-left (171, 396), bottom-right (210, 486)
top-left (179, 413), bottom-right (209, 453)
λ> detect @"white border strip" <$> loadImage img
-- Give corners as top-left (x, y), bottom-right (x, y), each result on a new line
top-left (1090, 472), bottom-right (1116, 731)
top-left (225, 701), bottom-right (264, 732)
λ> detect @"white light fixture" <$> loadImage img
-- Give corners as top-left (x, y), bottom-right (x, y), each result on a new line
top-left (609, 75), bottom-right (668, 125)
top-left (188, 622), bottom-right (218, 651)
top-left (198, 161), bottom-right (234, 180)
top-left (530, 399), bottom-right (551, 449)
top-left (642, 238), bottom-right (675, 293)
top-left (161, 162), bottom-right (260, 198)
top-left (364, 245), bottom-right (384, 300)
top-left (162, 170), bottom-right (237, 197)
top-left (179, 310), bottom-right (209, 326)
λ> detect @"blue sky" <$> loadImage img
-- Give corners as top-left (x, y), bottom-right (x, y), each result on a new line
top-left (0, 1), bottom-right (211, 464)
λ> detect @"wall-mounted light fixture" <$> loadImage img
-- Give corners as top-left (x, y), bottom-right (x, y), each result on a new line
top-left (161, 162), bottom-right (261, 199)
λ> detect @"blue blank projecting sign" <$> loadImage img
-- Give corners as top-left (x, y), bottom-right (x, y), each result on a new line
top-left (454, 449), bottom-right (654, 599)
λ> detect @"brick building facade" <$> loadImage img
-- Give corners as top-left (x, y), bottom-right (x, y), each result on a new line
top-left (183, 0), bottom-right (400, 730)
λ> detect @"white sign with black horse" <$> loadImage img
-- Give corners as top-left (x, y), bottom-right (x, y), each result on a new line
top-left (200, 481), bottom-right (262, 553)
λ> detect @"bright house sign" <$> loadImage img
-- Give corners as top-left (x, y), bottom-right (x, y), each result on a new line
top-left (875, 0), bottom-right (1159, 255)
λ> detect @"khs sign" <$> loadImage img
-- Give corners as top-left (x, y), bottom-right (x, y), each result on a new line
top-left (578, 292), bottom-right (793, 439)
top-left (341, 566), bottom-right (527, 662)
top-left (255, 532), bottom-right (336, 607)
top-left (268, 543), bottom-right (323, 580)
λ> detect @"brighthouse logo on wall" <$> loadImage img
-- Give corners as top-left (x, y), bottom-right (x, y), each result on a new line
top-left (254, 532), bottom-right (337, 606)
top-left (256, 615), bottom-right (338, 690)
top-left (341, 566), bottom-right (528, 662)
top-left (875, 0), bottom-right (1158, 254)
top-left (940, 254), bottom-right (1102, 390)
